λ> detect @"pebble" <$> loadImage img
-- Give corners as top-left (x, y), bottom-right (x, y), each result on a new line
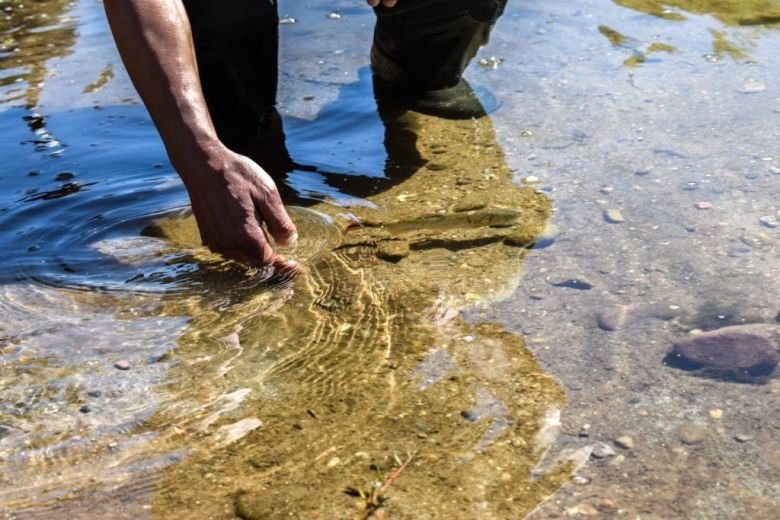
top-left (695, 201), bottom-right (713, 210)
top-left (770, 165), bottom-right (780, 175)
top-left (603, 208), bottom-right (625, 224)
top-left (597, 302), bottom-right (681, 331)
top-left (599, 185), bottom-right (614, 194)
top-left (735, 434), bottom-right (753, 443)
top-left (79, 404), bottom-right (91, 413)
top-left (571, 475), bottom-right (591, 486)
top-left (614, 435), bottom-right (635, 450)
top-left (326, 11), bottom-right (342, 20)
top-left (596, 497), bottom-right (617, 513)
top-left (564, 503), bottom-right (598, 516)
top-left (279, 16), bottom-right (296, 25)
top-left (376, 240), bottom-right (410, 262)
top-left (709, 408), bottom-right (723, 419)
top-left (551, 278), bottom-right (593, 290)
top-left (113, 360), bottom-right (131, 371)
top-left (670, 323), bottom-right (780, 372)
top-left (86, 390), bottom-right (102, 398)
top-left (524, 175), bottom-right (541, 184)
top-left (759, 215), bottom-right (779, 229)
top-left (740, 78), bottom-right (767, 93)
top-left (740, 232), bottom-right (775, 250)
top-left (533, 222), bottom-right (558, 249)
top-left (461, 409), bottom-right (479, 422)
top-left (609, 454), bottom-right (625, 466)
top-left (477, 56), bottom-right (504, 69)
top-left (678, 422), bottom-right (709, 445)
top-left (591, 442), bottom-right (616, 459)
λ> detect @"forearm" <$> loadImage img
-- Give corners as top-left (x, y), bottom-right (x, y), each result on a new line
top-left (104, 0), bottom-right (220, 175)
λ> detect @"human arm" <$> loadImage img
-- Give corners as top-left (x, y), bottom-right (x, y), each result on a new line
top-left (103, 0), bottom-right (299, 271)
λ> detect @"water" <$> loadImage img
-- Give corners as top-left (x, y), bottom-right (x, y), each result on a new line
top-left (1, 1), bottom-right (779, 518)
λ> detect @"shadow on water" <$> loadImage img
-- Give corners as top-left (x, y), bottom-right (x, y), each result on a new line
top-left (128, 70), bottom-right (569, 519)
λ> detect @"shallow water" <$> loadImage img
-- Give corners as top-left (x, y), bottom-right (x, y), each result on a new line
top-left (1, 0), bottom-right (780, 518)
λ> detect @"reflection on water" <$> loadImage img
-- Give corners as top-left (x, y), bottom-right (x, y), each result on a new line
top-left (0, 0), bottom-right (77, 108)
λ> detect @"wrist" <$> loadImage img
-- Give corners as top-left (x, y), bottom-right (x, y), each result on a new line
top-left (168, 136), bottom-right (231, 180)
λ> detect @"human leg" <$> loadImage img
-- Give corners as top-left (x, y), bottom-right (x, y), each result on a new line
top-left (183, 0), bottom-right (279, 148)
top-left (371, 0), bottom-right (508, 92)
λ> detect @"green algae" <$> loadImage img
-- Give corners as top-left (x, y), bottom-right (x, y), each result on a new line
top-left (709, 28), bottom-right (750, 59)
top-left (83, 64), bottom-right (115, 94)
top-left (609, 0), bottom-right (777, 64)
top-left (613, 0), bottom-right (780, 26)
top-left (599, 24), bottom-right (635, 46)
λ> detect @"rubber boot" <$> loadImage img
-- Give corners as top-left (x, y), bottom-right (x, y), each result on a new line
top-left (371, 0), bottom-right (507, 119)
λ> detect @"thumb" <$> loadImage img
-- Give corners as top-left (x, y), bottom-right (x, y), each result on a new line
top-left (254, 189), bottom-right (298, 246)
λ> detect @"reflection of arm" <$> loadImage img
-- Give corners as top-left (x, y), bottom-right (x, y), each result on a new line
top-left (103, 1), bottom-right (298, 270)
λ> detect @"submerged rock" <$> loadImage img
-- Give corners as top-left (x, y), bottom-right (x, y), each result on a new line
top-left (597, 302), bottom-right (681, 331)
top-left (670, 324), bottom-right (780, 372)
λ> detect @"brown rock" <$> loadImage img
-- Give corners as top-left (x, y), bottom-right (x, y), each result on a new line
top-left (671, 324), bottom-right (780, 372)
top-left (678, 422), bottom-right (709, 445)
top-left (376, 240), bottom-right (410, 262)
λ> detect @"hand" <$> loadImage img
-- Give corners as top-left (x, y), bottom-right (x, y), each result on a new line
top-left (367, 0), bottom-right (397, 7)
top-left (178, 145), bottom-right (300, 273)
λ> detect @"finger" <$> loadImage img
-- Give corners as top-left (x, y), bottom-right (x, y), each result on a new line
top-left (253, 188), bottom-right (298, 247)
top-left (367, 0), bottom-right (379, 6)
top-left (237, 225), bottom-right (303, 277)
top-left (220, 246), bottom-right (302, 277)
top-left (382, 0), bottom-right (397, 6)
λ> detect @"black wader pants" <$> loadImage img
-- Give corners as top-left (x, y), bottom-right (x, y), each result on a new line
top-left (183, 0), bottom-right (507, 148)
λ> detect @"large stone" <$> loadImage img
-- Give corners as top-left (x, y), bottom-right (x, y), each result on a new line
top-left (670, 324), bottom-right (780, 372)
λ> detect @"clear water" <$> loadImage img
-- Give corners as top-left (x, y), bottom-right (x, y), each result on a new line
top-left (1, 1), bottom-right (779, 518)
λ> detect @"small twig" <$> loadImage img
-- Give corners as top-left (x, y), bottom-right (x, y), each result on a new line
top-left (349, 451), bottom-right (416, 520)
top-left (375, 453), bottom-right (412, 498)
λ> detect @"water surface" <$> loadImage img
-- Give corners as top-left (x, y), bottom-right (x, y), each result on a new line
top-left (1, 0), bottom-right (780, 518)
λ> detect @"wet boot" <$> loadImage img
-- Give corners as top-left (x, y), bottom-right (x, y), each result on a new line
top-left (371, 0), bottom-right (508, 119)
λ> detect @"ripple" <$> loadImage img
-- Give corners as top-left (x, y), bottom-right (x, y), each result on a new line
top-left (0, 204), bottom-right (341, 513)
